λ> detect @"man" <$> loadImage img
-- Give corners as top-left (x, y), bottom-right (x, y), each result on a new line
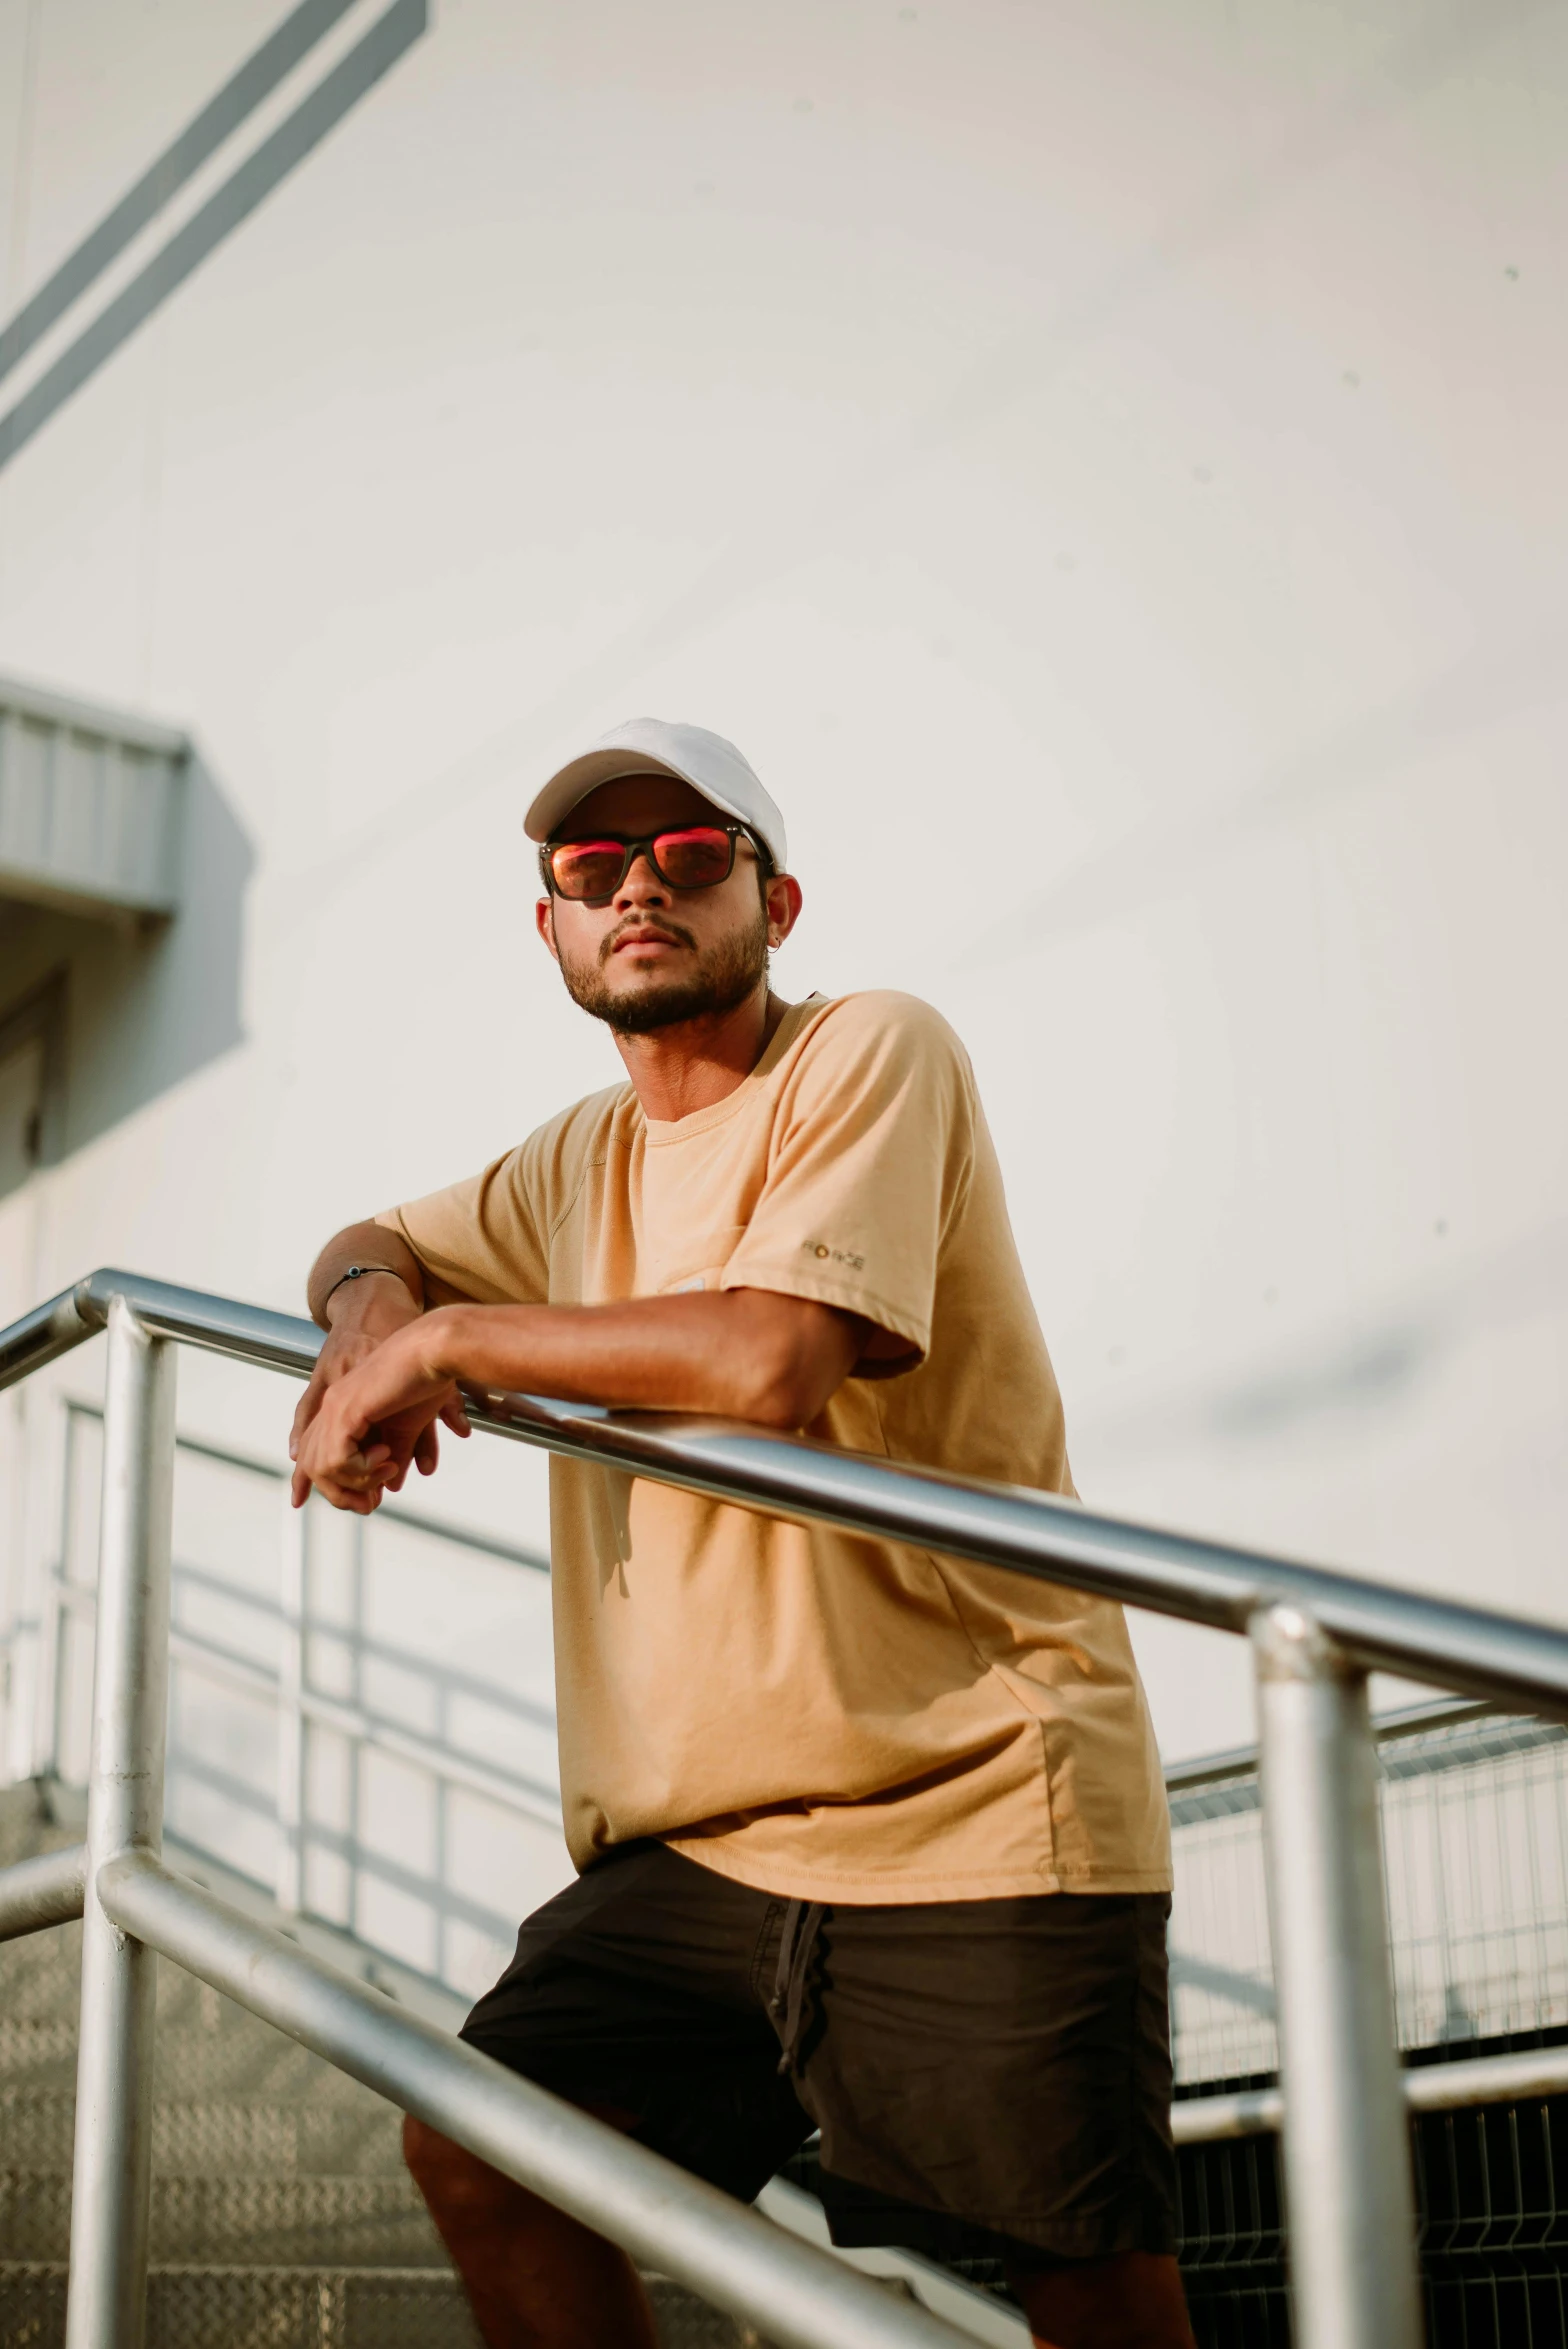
top-left (291, 718), bottom-right (1192, 2349)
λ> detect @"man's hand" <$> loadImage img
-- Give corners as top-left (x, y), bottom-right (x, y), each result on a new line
top-left (294, 1311), bottom-right (468, 1515)
top-left (290, 1228), bottom-right (469, 1509)
top-left (293, 1284), bottom-right (882, 1516)
top-left (291, 1272), bottom-right (887, 1515)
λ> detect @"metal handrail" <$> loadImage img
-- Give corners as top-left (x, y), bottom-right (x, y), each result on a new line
top-left (7, 1269), bottom-right (1568, 2346)
top-left (4, 1291), bottom-right (975, 2349)
top-left (0, 1840), bottom-right (86, 1938)
top-left (8, 1267), bottom-right (1568, 1715)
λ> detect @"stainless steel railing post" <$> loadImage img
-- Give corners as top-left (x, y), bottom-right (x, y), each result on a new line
top-left (1252, 1602), bottom-right (1421, 2349)
top-left (274, 1482), bottom-right (307, 1915)
top-left (64, 1297), bottom-right (177, 2349)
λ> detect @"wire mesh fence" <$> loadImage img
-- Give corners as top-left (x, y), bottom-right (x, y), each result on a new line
top-left (1172, 2088), bottom-right (1568, 2349)
top-left (1169, 1707), bottom-right (1568, 2348)
top-left (1169, 1708), bottom-right (1568, 2089)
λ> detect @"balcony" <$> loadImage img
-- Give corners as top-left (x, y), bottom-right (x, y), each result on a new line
top-left (0, 672), bottom-right (186, 927)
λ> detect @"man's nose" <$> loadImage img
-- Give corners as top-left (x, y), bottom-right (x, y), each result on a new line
top-left (614, 853), bottom-right (670, 910)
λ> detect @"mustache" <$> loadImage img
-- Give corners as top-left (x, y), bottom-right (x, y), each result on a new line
top-left (598, 917), bottom-right (698, 965)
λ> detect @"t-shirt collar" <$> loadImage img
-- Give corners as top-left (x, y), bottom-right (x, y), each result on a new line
top-left (639, 994), bottom-right (827, 1141)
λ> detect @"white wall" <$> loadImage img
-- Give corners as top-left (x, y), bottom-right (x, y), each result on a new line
top-left (2, 0), bottom-right (1566, 1785)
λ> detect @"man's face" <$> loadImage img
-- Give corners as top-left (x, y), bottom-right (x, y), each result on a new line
top-left (536, 774), bottom-right (801, 1034)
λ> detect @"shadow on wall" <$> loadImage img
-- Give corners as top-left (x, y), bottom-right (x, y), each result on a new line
top-left (0, 753), bottom-right (253, 1167)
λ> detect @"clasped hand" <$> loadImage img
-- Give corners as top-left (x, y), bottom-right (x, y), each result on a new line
top-left (289, 1309), bottom-right (470, 1514)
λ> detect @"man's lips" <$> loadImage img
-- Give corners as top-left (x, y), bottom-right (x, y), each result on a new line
top-left (610, 928), bottom-right (688, 955)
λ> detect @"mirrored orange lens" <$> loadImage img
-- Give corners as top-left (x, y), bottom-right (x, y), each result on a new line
top-left (652, 827), bottom-right (733, 886)
top-left (549, 840), bottom-right (625, 898)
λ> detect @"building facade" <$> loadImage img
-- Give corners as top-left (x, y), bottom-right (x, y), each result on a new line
top-left (2, 0), bottom-right (1566, 1993)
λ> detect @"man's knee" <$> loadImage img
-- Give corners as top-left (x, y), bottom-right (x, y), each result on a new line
top-left (404, 2100), bottom-right (641, 2234)
top-left (1009, 2249), bottom-right (1195, 2349)
top-left (403, 2116), bottom-right (519, 2223)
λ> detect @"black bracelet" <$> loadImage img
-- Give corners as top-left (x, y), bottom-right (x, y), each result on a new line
top-left (323, 1264), bottom-right (405, 1309)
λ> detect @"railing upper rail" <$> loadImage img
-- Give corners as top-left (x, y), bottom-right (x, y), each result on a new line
top-left (8, 1267), bottom-right (1568, 1720)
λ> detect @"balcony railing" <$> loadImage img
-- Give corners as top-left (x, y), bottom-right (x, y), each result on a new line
top-left (5, 1267), bottom-right (1568, 2348)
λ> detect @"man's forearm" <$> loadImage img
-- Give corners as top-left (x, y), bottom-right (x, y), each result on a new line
top-left (293, 1285), bottom-right (862, 1506)
top-left (427, 1289), bottom-right (859, 1429)
top-left (307, 1221), bottom-right (427, 1329)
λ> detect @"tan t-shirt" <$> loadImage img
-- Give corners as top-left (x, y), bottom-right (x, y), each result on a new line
top-left (381, 991), bottom-right (1170, 1902)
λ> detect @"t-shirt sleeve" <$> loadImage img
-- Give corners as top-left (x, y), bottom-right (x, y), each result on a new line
top-left (376, 1144), bottom-right (551, 1307)
top-left (719, 997), bottom-right (975, 1372)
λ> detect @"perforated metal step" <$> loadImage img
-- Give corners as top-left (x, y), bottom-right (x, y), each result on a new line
top-left (0, 2089), bottom-right (410, 2176)
top-left (0, 2265), bottom-right (766, 2349)
top-left (0, 2169), bottom-right (445, 2267)
top-left (0, 1783), bottom-right (762, 2347)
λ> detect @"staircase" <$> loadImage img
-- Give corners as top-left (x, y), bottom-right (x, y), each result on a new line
top-left (0, 1784), bottom-right (760, 2348)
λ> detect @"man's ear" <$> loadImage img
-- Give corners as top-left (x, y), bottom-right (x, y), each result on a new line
top-left (536, 898), bottom-right (561, 962)
top-left (765, 873), bottom-right (803, 951)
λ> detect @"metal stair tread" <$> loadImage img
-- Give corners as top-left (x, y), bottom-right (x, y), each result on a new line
top-left (0, 2089), bottom-right (406, 2175)
top-left (0, 2261), bottom-right (485, 2349)
top-left (0, 2165), bottom-right (444, 2266)
top-left (0, 1787), bottom-right (768, 2344)
top-left (0, 2262), bottom-right (766, 2348)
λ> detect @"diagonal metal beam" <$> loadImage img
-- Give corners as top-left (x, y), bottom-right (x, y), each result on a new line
top-left (0, 0), bottom-right (362, 390)
top-left (0, 0), bottom-right (428, 476)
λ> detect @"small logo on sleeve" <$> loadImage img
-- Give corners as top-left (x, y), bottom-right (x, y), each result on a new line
top-left (803, 1240), bottom-right (865, 1271)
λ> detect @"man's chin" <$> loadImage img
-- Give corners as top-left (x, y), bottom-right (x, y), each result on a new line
top-left (598, 979), bottom-right (715, 1035)
top-left (559, 917), bottom-right (770, 1037)
top-left (563, 971), bottom-right (732, 1035)
top-left (564, 965), bottom-right (769, 1037)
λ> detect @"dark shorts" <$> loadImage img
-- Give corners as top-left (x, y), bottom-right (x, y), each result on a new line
top-left (460, 1840), bottom-right (1177, 2268)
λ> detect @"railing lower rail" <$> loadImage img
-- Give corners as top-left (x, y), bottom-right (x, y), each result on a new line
top-left (6, 1268), bottom-right (1568, 2347)
top-left (98, 1847), bottom-right (961, 2349)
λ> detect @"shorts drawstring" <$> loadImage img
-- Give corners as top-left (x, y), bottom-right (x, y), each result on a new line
top-left (770, 1897), bottom-right (826, 2079)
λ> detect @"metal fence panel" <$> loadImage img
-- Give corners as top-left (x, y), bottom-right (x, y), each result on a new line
top-left (1171, 1710), bottom-right (1568, 2087)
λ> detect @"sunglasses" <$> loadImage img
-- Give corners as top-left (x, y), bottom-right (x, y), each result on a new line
top-left (540, 823), bottom-right (762, 903)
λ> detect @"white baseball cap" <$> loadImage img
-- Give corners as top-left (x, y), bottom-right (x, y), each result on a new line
top-left (525, 719), bottom-right (788, 871)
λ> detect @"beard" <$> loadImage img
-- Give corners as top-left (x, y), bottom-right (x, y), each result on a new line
top-left (559, 906), bottom-right (770, 1035)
